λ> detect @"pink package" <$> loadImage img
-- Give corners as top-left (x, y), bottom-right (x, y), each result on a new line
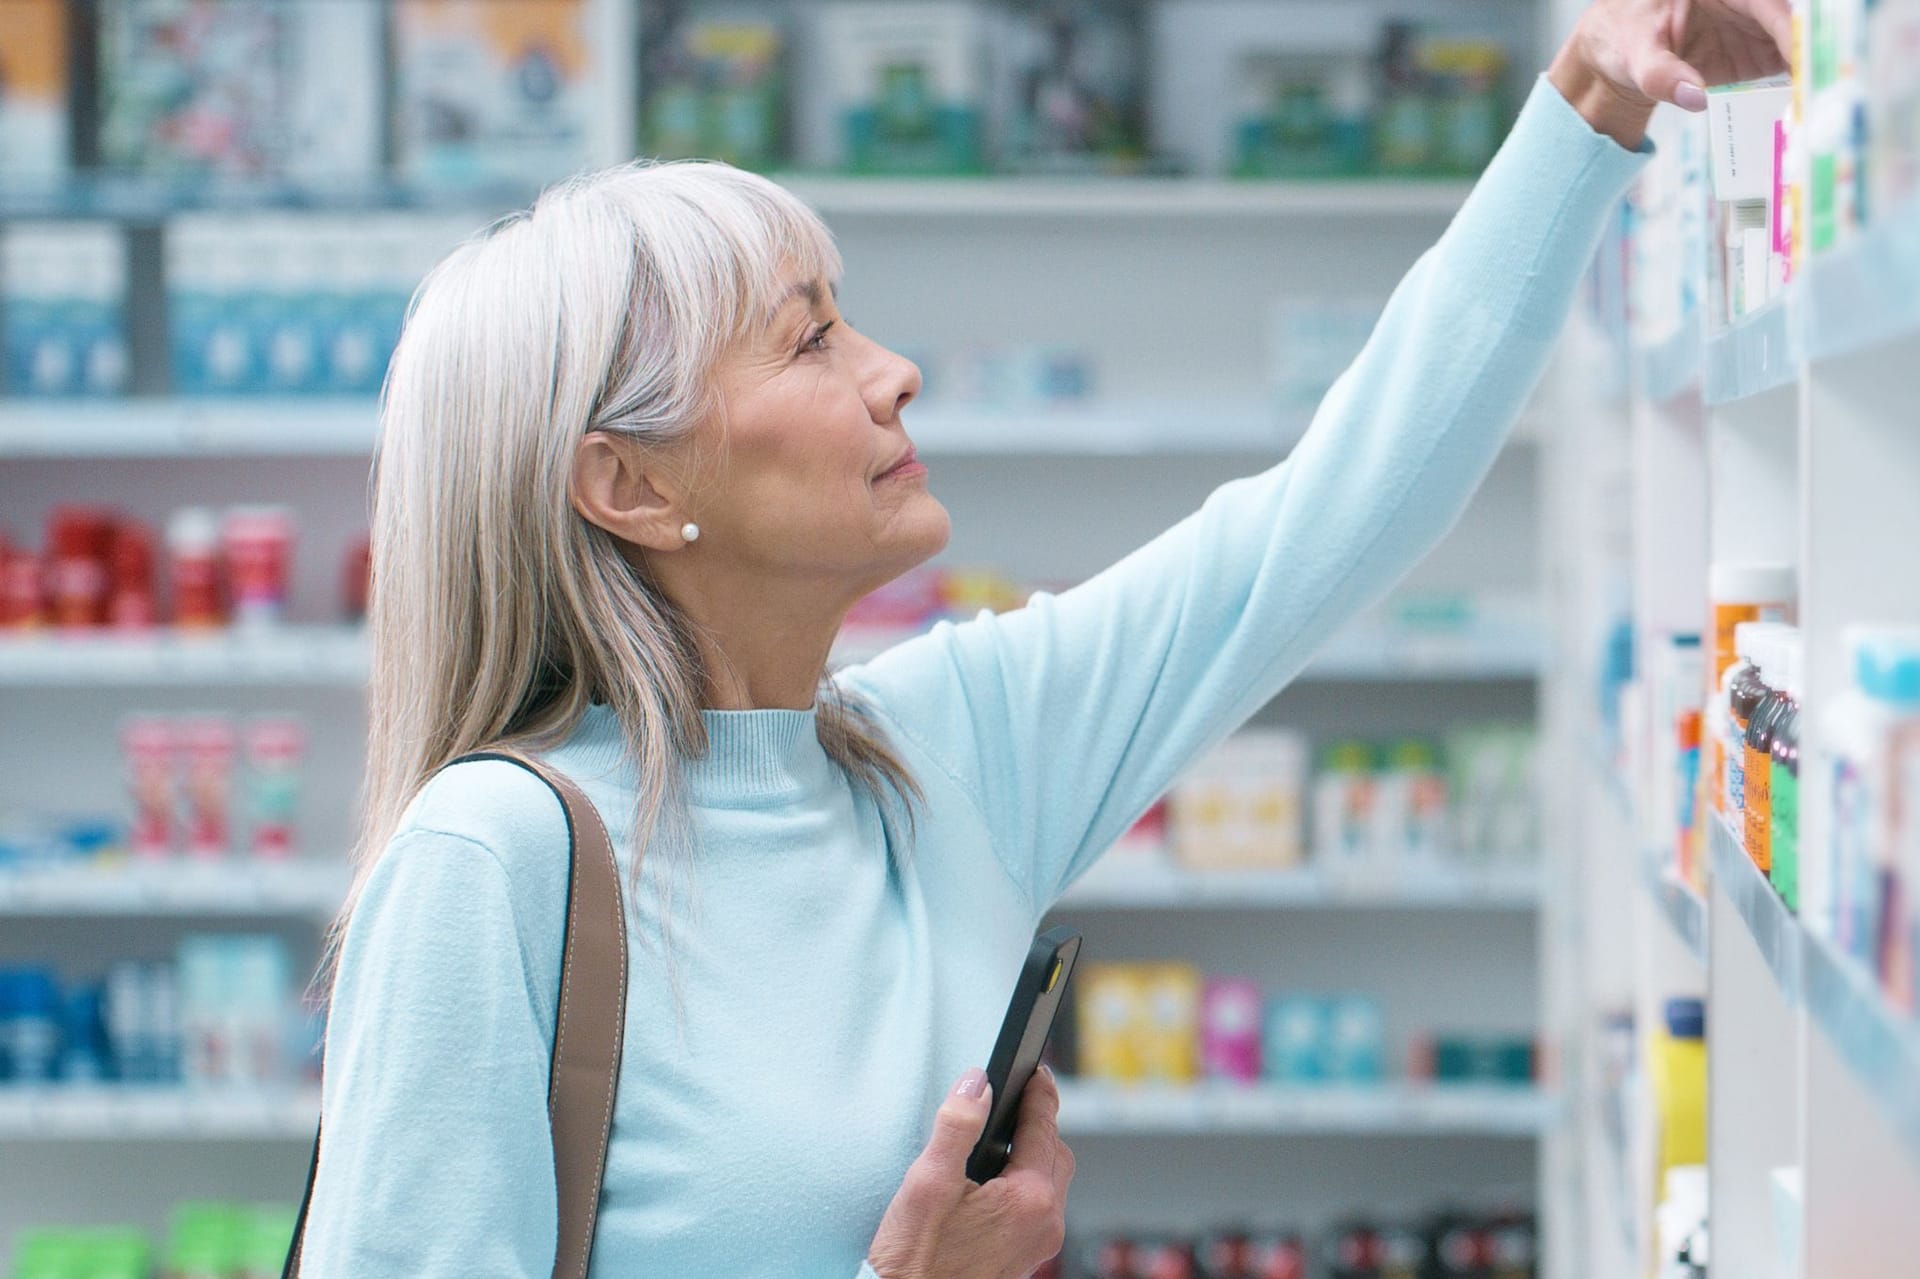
top-left (1201, 977), bottom-right (1264, 1083)
top-left (179, 716), bottom-right (237, 859)
top-left (244, 717), bottom-right (306, 858)
top-left (122, 716), bottom-right (178, 859)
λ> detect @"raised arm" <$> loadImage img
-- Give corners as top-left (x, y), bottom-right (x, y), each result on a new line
top-left (842, 72), bottom-right (1647, 914)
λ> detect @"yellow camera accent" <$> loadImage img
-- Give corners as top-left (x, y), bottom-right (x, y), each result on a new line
top-left (1045, 957), bottom-right (1062, 992)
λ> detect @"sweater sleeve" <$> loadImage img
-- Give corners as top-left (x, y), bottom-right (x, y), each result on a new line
top-left (299, 828), bottom-right (559, 1277)
top-left (838, 75), bottom-right (1648, 914)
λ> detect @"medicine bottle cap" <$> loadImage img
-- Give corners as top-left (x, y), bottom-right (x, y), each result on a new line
top-left (1850, 626), bottom-right (1920, 706)
top-left (1663, 997), bottom-right (1706, 1038)
top-left (1709, 562), bottom-right (1796, 605)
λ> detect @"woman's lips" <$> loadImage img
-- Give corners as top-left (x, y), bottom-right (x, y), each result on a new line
top-left (877, 449), bottom-right (924, 480)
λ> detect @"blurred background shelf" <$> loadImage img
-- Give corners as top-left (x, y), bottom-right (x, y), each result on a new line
top-left (1641, 850), bottom-right (1708, 966)
top-left (0, 860), bottom-right (346, 917)
top-left (1801, 198), bottom-right (1920, 360)
top-left (0, 396), bottom-right (1545, 460)
top-left (1802, 931), bottom-right (1920, 1170)
top-left (1711, 816), bottom-right (1804, 1007)
top-left (1056, 861), bottom-right (1539, 910)
top-left (1703, 301), bottom-right (1797, 406)
top-left (774, 175), bottom-right (1475, 219)
top-left (0, 1087), bottom-right (320, 1141)
top-left (1054, 1080), bottom-right (1557, 1137)
top-left (0, 628), bottom-right (368, 686)
top-left (836, 622), bottom-right (1544, 681)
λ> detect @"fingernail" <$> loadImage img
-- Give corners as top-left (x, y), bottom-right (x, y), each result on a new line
top-left (953, 1067), bottom-right (988, 1099)
top-left (1039, 1063), bottom-right (1055, 1081)
top-left (1675, 82), bottom-right (1707, 112)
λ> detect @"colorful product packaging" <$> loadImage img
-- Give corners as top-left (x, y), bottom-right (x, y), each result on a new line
top-left (97, 0), bottom-right (381, 186)
top-left (166, 507), bottom-right (226, 628)
top-left (244, 718), bottom-right (306, 859)
top-left (808, 2), bottom-right (988, 175)
top-left (640, 7), bottom-right (787, 170)
top-left (990, 1), bottom-right (1150, 175)
top-left (1, 223), bottom-right (131, 398)
top-left (1200, 977), bottom-right (1263, 1083)
top-left (179, 717), bottom-right (237, 859)
top-left (220, 506), bottom-right (295, 629)
top-left (1262, 995), bottom-right (1327, 1083)
top-left (0, 0), bottom-right (68, 181)
top-left (123, 716), bottom-right (178, 860)
top-left (393, 0), bottom-right (599, 191)
top-left (1169, 729), bottom-right (1307, 873)
top-left (1076, 963), bottom-right (1145, 1082)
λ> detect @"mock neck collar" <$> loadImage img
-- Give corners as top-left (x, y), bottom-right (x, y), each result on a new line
top-left (556, 700), bottom-right (835, 810)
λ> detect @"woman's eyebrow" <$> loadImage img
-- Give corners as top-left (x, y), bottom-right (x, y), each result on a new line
top-left (763, 279), bottom-right (838, 328)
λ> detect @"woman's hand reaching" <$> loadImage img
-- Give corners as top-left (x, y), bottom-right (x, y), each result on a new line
top-left (866, 1065), bottom-right (1075, 1279)
top-left (1551, 0), bottom-right (1793, 148)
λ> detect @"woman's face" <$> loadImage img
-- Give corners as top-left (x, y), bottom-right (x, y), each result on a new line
top-left (689, 270), bottom-right (950, 606)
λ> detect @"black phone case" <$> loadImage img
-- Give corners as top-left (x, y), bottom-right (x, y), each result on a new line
top-left (965, 924), bottom-right (1083, 1183)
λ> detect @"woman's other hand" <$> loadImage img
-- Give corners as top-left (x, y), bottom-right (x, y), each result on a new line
top-left (866, 1065), bottom-right (1075, 1279)
top-left (1551, 0), bottom-right (1793, 148)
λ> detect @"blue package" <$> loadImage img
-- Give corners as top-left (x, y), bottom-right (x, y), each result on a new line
top-left (1263, 995), bottom-right (1328, 1083)
top-left (1324, 995), bottom-right (1386, 1083)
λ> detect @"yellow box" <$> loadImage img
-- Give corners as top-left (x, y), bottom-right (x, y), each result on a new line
top-left (1135, 963), bottom-right (1202, 1083)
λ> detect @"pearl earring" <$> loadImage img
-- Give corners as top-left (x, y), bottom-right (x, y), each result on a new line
top-left (680, 522), bottom-right (701, 544)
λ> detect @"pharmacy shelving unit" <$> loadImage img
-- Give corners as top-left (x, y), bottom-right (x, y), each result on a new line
top-left (1543, 109), bottom-right (1920, 1277)
top-left (1, 3), bottom-right (1567, 1256)
top-left (0, 177), bottom-right (1558, 1258)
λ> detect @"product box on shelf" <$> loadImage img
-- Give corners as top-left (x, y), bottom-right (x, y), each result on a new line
top-left (393, 0), bottom-right (599, 191)
top-left (0, 223), bottom-right (130, 398)
top-left (639, 5), bottom-right (787, 170)
top-left (96, 0), bottom-right (381, 187)
top-left (988, 1), bottom-right (1152, 175)
top-left (1816, 626), bottom-right (1920, 1008)
top-left (1705, 79), bottom-right (1793, 320)
top-left (1266, 296), bottom-right (1381, 413)
top-left (12, 1201), bottom-right (300, 1279)
top-left (801, 2), bottom-right (989, 175)
top-left (1168, 728), bottom-right (1307, 873)
top-left (0, 0), bottom-right (68, 182)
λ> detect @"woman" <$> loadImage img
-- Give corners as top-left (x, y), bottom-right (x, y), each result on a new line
top-left (303, 3), bottom-right (1787, 1275)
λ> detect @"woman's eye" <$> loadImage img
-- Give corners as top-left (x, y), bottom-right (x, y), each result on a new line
top-left (804, 321), bottom-right (835, 354)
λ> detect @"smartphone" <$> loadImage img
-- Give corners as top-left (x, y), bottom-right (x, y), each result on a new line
top-left (965, 924), bottom-right (1083, 1183)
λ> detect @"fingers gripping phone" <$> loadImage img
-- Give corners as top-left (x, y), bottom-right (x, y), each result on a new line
top-left (965, 924), bottom-right (1082, 1184)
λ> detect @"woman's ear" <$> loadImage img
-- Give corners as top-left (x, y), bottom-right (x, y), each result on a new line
top-left (570, 431), bottom-right (689, 553)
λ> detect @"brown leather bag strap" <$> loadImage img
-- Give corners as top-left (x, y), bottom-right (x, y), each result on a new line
top-left (282, 749), bottom-right (629, 1279)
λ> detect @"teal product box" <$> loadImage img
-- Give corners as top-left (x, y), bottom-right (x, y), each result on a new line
top-left (1427, 1033), bottom-right (1535, 1083)
top-left (1, 223), bottom-right (131, 398)
top-left (167, 216), bottom-right (259, 395)
top-left (1232, 53), bottom-right (1372, 178)
top-left (813, 2), bottom-right (987, 175)
top-left (1324, 995), bottom-right (1386, 1083)
top-left (639, 7), bottom-right (787, 170)
top-left (1262, 995), bottom-right (1328, 1083)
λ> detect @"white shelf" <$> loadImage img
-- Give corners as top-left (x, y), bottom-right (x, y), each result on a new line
top-left (1642, 849), bottom-right (1709, 966)
top-left (837, 622), bottom-right (1543, 681)
top-left (0, 398), bottom-right (380, 457)
top-left (1054, 1079), bottom-right (1555, 1137)
top-left (0, 1085), bottom-right (319, 1141)
top-left (0, 628), bottom-right (369, 686)
top-left (0, 859), bottom-right (347, 917)
top-left (773, 174), bottom-right (1473, 220)
top-left (1056, 858), bottom-right (1539, 911)
top-left (1802, 199), bottom-right (1920, 361)
top-left (1708, 816), bottom-right (1920, 1169)
top-left (1704, 301), bottom-right (1796, 406)
top-left (1711, 815), bottom-right (1805, 1006)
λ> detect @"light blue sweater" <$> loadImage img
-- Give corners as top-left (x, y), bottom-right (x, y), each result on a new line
top-left (302, 76), bottom-right (1645, 1278)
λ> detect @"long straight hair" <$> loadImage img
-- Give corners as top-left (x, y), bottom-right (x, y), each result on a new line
top-left (315, 160), bottom-right (923, 1011)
